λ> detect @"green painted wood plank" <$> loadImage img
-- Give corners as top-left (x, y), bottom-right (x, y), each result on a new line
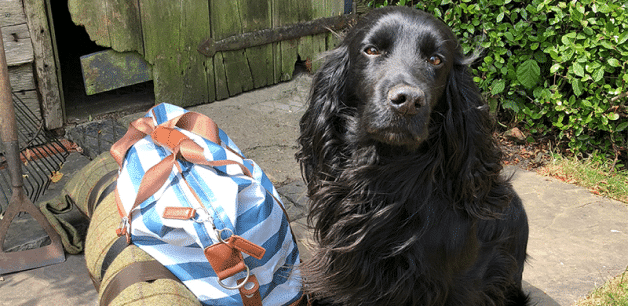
top-left (274, 0), bottom-right (303, 82)
top-left (280, 39), bottom-right (298, 81)
top-left (310, 33), bottom-right (327, 73)
top-left (212, 52), bottom-right (229, 100)
top-left (211, 0), bottom-right (242, 96)
top-left (241, 0), bottom-right (273, 89)
top-left (244, 45), bottom-right (273, 89)
top-left (106, 0), bottom-right (143, 54)
top-left (210, 53), bottom-right (230, 100)
top-left (208, 1), bottom-right (228, 100)
top-left (297, 1), bottom-right (313, 23)
top-left (329, 30), bottom-right (342, 49)
top-left (272, 40), bottom-right (281, 84)
top-left (152, 59), bottom-right (181, 103)
top-left (310, 0), bottom-right (342, 72)
top-left (328, 0), bottom-right (345, 16)
top-left (271, 0), bottom-right (281, 83)
top-left (297, 34), bottom-right (314, 67)
top-left (223, 50), bottom-right (254, 95)
top-left (204, 57), bottom-right (217, 102)
top-left (139, 1), bottom-right (181, 64)
top-left (140, 0), bottom-right (182, 104)
top-left (179, 0), bottom-right (213, 106)
top-left (312, 0), bottom-right (327, 19)
top-left (210, 0), bottom-right (255, 97)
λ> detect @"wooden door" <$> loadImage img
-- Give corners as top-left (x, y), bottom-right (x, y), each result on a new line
top-left (69, 0), bottom-right (348, 107)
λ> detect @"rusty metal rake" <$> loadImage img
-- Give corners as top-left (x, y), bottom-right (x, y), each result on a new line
top-left (0, 29), bottom-right (65, 274)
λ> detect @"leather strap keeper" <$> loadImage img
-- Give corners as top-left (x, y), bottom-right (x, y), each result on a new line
top-left (204, 242), bottom-right (247, 280)
top-left (163, 206), bottom-right (196, 220)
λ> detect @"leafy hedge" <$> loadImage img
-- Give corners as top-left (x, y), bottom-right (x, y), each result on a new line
top-left (367, 0), bottom-right (628, 168)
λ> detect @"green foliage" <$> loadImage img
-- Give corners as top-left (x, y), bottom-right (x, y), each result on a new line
top-left (365, 0), bottom-right (628, 168)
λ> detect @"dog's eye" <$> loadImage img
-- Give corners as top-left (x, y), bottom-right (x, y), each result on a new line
top-left (364, 46), bottom-right (381, 56)
top-left (428, 55), bottom-right (442, 66)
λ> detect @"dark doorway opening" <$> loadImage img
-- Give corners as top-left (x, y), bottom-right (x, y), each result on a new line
top-left (49, 0), bottom-right (154, 124)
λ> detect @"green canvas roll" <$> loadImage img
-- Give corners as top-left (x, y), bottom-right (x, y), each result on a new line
top-left (39, 152), bottom-right (119, 254)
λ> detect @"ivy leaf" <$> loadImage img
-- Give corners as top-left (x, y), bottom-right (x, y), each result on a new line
top-left (616, 121), bottom-right (628, 132)
top-left (608, 58), bottom-right (621, 67)
top-left (592, 68), bottom-right (605, 82)
top-left (496, 12), bottom-right (505, 23)
top-left (600, 40), bottom-right (615, 49)
top-left (573, 62), bottom-right (585, 77)
top-left (492, 79), bottom-right (506, 95)
top-left (516, 59), bottom-right (541, 89)
top-left (618, 32), bottom-right (628, 45)
top-left (502, 99), bottom-right (521, 112)
top-left (572, 79), bottom-right (583, 96)
top-left (607, 113), bottom-right (620, 121)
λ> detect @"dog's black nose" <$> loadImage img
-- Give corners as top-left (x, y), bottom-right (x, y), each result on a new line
top-left (387, 85), bottom-right (425, 116)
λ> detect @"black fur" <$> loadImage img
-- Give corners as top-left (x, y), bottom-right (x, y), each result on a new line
top-left (296, 7), bottom-right (529, 306)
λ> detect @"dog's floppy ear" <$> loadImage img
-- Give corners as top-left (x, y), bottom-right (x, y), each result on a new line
top-left (441, 57), bottom-right (508, 216)
top-left (296, 45), bottom-right (350, 189)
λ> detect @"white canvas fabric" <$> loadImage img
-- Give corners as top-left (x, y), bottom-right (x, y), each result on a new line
top-left (116, 103), bottom-right (302, 305)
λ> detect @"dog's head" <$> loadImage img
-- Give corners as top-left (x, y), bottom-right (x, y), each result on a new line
top-left (344, 7), bottom-right (460, 148)
top-left (298, 7), bottom-right (496, 201)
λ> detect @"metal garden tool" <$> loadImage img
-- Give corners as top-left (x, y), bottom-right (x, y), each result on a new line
top-left (0, 29), bottom-right (65, 274)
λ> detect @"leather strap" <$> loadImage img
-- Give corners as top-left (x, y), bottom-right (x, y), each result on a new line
top-left (87, 170), bottom-right (118, 217)
top-left (99, 260), bottom-right (181, 306)
top-left (110, 109), bottom-right (223, 168)
top-left (110, 116), bottom-right (156, 167)
top-left (99, 235), bottom-right (130, 287)
top-left (95, 180), bottom-right (117, 214)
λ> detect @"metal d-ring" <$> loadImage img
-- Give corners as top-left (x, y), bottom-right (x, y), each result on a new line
top-left (217, 264), bottom-right (250, 290)
top-left (216, 228), bottom-right (234, 243)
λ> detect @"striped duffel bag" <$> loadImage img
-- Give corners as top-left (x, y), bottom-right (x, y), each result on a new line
top-left (103, 103), bottom-right (303, 305)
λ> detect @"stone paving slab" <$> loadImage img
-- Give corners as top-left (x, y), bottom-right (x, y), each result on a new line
top-left (510, 167), bottom-right (628, 305)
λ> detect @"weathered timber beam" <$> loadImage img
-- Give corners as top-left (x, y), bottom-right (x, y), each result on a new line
top-left (198, 14), bottom-right (358, 57)
top-left (80, 49), bottom-right (152, 95)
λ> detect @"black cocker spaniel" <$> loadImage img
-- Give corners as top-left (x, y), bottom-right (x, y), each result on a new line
top-left (296, 6), bottom-right (530, 306)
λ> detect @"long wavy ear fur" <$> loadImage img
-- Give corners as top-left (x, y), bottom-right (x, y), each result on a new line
top-left (439, 55), bottom-right (511, 217)
top-left (296, 45), bottom-right (351, 192)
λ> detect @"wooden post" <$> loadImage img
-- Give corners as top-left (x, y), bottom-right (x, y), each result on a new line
top-left (23, 0), bottom-right (63, 129)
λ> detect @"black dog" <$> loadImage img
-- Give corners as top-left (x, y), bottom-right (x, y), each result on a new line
top-left (296, 7), bottom-right (529, 306)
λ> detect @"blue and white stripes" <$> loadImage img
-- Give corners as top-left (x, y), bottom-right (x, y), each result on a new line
top-left (116, 103), bottom-right (302, 305)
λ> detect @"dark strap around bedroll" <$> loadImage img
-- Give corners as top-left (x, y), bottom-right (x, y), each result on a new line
top-left (100, 260), bottom-right (182, 306)
top-left (87, 170), bottom-right (118, 217)
top-left (100, 235), bottom-right (129, 282)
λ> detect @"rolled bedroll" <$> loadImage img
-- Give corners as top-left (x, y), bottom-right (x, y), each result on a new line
top-left (82, 153), bottom-right (200, 306)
